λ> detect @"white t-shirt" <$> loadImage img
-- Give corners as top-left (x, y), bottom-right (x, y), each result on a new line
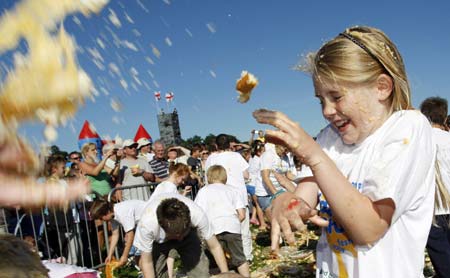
top-left (205, 151), bottom-right (249, 205)
top-left (433, 127), bottom-right (450, 215)
top-left (248, 156), bottom-right (269, 196)
top-left (315, 110), bottom-right (435, 278)
top-left (134, 193), bottom-right (213, 253)
top-left (149, 180), bottom-right (179, 202)
top-left (260, 150), bottom-right (290, 192)
top-left (112, 200), bottom-right (146, 232)
top-left (195, 183), bottom-right (246, 234)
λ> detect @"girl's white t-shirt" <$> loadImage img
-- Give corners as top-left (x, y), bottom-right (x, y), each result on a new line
top-left (315, 110), bottom-right (435, 278)
top-left (149, 180), bottom-right (178, 203)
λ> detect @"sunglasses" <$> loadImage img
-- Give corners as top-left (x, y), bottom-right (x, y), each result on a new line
top-left (71, 156), bottom-right (81, 160)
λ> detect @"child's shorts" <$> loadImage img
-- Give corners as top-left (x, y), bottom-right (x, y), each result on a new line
top-left (256, 195), bottom-right (271, 211)
top-left (246, 185), bottom-right (256, 196)
top-left (216, 232), bottom-right (247, 268)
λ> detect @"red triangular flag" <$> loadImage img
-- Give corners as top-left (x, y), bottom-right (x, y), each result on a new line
top-left (78, 120), bottom-right (100, 139)
top-left (134, 124), bottom-right (152, 143)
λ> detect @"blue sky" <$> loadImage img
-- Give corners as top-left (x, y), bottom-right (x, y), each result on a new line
top-left (2, 0), bottom-right (450, 152)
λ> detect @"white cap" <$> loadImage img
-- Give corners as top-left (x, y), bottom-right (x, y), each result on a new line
top-left (122, 139), bottom-right (138, 148)
top-left (137, 138), bottom-right (152, 149)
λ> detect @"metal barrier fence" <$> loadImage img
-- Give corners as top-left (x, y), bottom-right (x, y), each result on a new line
top-left (0, 183), bottom-right (157, 270)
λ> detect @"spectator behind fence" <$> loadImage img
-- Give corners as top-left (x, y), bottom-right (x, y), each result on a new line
top-left (420, 96), bottom-right (450, 277)
top-left (102, 143), bottom-right (121, 185)
top-left (90, 198), bottom-right (146, 267)
top-left (253, 26), bottom-right (435, 277)
top-left (79, 142), bottom-right (114, 196)
top-left (167, 145), bottom-right (190, 165)
top-left (137, 138), bottom-right (154, 162)
top-left (149, 140), bottom-right (169, 183)
top-left (195, 165), bottom-right (250, 277)
top-left (117, 139), bottom-right (154, 201)
top-left (43, 155), bottom-right (76, 260)
top-left (187, 143), bottom-right (204, 197)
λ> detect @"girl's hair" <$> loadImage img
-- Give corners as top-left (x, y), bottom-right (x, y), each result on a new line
top-left (302, 26), bottom-right (411, 114)
top-left (169, 163), bottom-right (190, 177)
top-left (81, 142), bottom-right (96, 159)
top-left (44, 155), bottom-right (66, 177)
top-left (206, 165), bottom-right (227, 184)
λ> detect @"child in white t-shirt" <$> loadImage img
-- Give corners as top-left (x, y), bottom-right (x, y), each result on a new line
top-left (90, 199), bottom-right (145, 267)
top-left (150, 163), bottom-right (192, 200)
top-left (195, 165), bottom-right (250, 278)
top-left (253, 26), bottom-right (435, 277)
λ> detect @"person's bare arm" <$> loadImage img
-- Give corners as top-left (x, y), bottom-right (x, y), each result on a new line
top-left (243, 169), bottom-right (249, 180)
top-left (140, 251), bottom-right (155, 278)
top-left (79, 150), bottom-right (114, 176)
top-left (261, 169), bottom-right (277, 194)
top-left (176, 146), bottom-right (191, 156)
top-left (254, 109), bottom-right (394, 246)
top-left (236, 208), bottom-right (245, 222)
top-left (105, 227), bottom-right (120, 263)
top-left (119, 230), bottom-right (134, 266)
top-left (273, 171), bottom-right (296, 192)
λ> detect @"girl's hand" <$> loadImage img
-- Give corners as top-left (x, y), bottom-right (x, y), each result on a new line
top-left (183, 186), bottom-right (192, 196)
top-left (270, 191), bottom-right (328, 251)
top-left (253, 109), bottom-right (321, 168)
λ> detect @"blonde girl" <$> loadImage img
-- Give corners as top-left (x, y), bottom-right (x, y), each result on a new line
top-left (253, 26), bottom-right (435, 277)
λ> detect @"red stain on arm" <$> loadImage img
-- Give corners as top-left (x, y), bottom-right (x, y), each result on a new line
top-left (287, 199), bottom-right (300, 210)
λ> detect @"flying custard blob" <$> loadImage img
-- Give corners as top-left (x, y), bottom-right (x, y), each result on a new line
top-left (236, 70), bottom-right (258, 103)
top-left (0, 0), bottom-right (109, 171)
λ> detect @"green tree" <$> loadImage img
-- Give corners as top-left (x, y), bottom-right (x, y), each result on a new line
top-left (182, 135), bottom-right (203, 149)
top-left (203, 133), bottom-right (216, 146)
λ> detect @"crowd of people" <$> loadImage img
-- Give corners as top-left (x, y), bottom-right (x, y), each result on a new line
top-left (1, 25), bottom-right (450, 278)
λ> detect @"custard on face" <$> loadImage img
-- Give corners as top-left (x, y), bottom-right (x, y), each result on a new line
top-left (314, 78), bottom-right (391, 145)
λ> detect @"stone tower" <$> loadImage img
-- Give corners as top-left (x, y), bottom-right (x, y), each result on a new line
top-left (157, 108), bottom-right (182, 146)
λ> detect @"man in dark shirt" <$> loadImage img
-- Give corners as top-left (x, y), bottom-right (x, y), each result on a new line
top-left (187, 144), bottom-right (203, 198)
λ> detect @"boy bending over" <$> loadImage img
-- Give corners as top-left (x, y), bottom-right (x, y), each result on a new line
top-left (134, 193), bottom-right (228, 278)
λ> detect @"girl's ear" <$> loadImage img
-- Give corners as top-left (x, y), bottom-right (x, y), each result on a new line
top-left (376, 73), bottom-right (393, 101)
